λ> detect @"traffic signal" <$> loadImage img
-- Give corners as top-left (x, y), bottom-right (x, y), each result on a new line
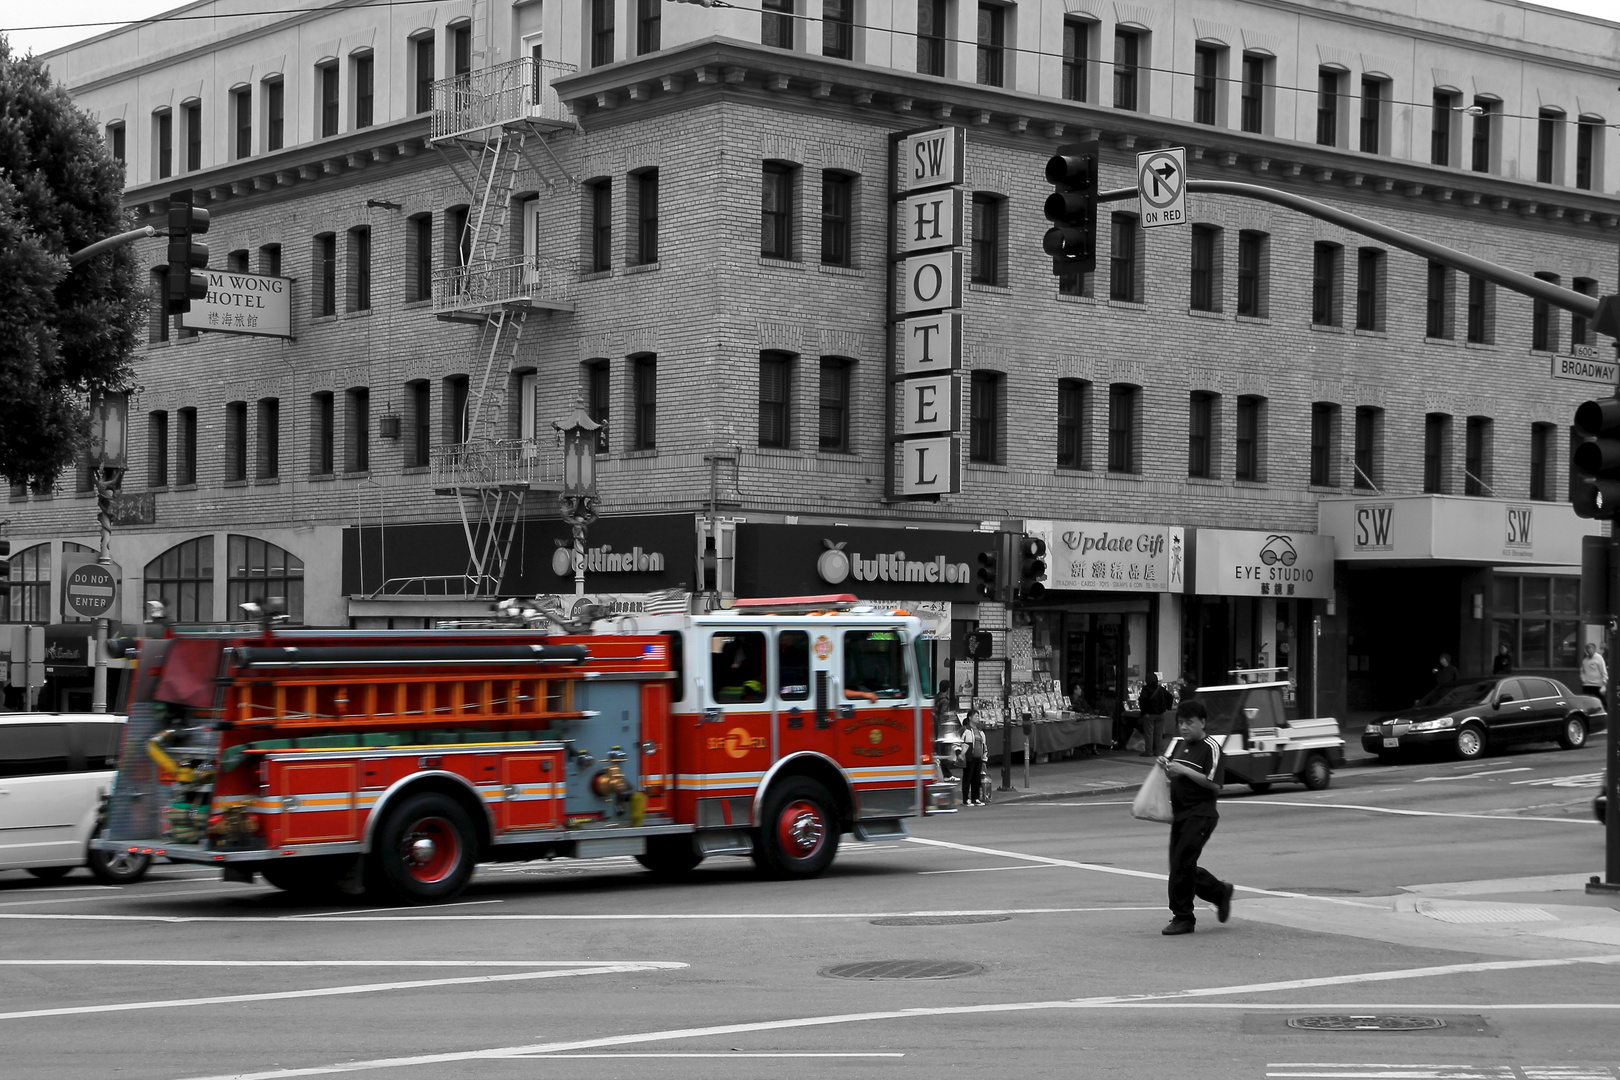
top-left (976, 544), bottom-right (1002, 602)
top-left (965, 629), bottom-right (994, 660)
top-left (0, 539), bottom-right (10, 603)
top-left (1572, 395), bottom-right (1620, 520)
top-left (1043, 141), bottom-right (1099, 277)
top-left (166, 188), bottom-right (210, 314)
top-left (1013, 534), bottom-right (1047, 601)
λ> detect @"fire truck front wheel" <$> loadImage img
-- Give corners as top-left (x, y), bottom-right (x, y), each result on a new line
top-left (368, 792), bottom-right (477, 904)
top-left (752, 778), bottom-right (840, 879)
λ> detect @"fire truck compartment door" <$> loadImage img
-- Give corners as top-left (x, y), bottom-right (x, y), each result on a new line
top-left (268, 761), bottom-right (359, 844)
top-left (567, 681), bottom-right (641, 818)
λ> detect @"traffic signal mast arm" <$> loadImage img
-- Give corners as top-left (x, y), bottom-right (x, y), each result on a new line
top-left (1094, 178), bottom-right (1612, 328)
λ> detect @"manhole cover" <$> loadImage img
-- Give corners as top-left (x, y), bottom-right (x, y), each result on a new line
top-left (820, 960), bottom-right (984, 980)
top-left (1288, 1015), bottom-right (1446, 1031)
top-left (869, 915), bottom-right (1011, 927)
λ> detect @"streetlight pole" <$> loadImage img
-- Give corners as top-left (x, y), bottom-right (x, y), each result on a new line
top-left (554, 405), bottom-right (601, 600)
top-left (88, 391), bottom-right (128, 714)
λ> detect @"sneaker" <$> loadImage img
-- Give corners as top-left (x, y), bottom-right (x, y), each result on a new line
top-left (1161, 919), bottom-right (1196, 936)
top-left (1216, 883), bottom-right (1234, 924)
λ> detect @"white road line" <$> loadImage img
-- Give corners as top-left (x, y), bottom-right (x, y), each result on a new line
top-left (499, 1053), bottom-right (907, 1059)
top-left (169, 954), bottom-right (1620, 1080)
top-left (0, 886), bottom-right (261, 909)
top-left (1229, 799), bottom-right (1597, 824)
top-left (0, 959), bottom-right (656, 967)
top-left (918, 864), bottom-right (1061, 875)
top-left (0, 906), bottom-right (1122, 924)
top-left (1416, 767), bottom-right (1532, 782)
top-left (0, 962), bottom-right (687, 1021)
top-left (286, 899), bottom-right (503, 918)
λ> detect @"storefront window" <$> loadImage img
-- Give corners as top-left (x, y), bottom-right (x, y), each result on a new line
top-left (2, 545), bottom-right (50, 623)
top-left (226, 535), bottom-right (305, 623)
top-left (1493, 574), bottom-right (1581, 671)
top-left (144, 537), bottom-right (215, 623)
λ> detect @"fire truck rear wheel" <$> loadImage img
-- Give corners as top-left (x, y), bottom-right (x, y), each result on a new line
top-left (369, 792), bottom-right (477, 904)
top-left (635, 836), bottom-right (704, 879)
top-left (753, 778), bottom-right (840, 879)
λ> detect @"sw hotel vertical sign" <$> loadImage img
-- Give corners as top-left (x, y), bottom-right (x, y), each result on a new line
top-left (892, 126), bottom-right (966, 497)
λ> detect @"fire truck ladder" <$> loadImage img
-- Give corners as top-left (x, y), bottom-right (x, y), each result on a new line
top-left (419, 56), bottom-right (578, 599)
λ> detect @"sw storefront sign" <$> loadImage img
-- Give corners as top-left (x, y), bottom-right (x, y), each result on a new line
top-left (1319, 495), bottom-right (1599, 564)
top-left (732, 523), bottom-right (989, 601)
top-left (1189, 528), bottom-right (1334, 600)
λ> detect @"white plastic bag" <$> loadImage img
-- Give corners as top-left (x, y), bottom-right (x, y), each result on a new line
top-left (1130, 738), bottom-right (1180, 824)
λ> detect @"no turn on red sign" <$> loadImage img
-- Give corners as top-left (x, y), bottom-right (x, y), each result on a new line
top-left (1137, 147), bottom-right (1187, 229)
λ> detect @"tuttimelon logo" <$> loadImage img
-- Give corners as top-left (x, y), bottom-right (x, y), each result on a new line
top-left (551, 544), bottom-right (666, 576)
top-left (815, 540), bottom-right (970, 586)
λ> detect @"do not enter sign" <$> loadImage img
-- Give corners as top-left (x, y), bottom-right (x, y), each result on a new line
top-left (64, 562), bottom-right (118, 619)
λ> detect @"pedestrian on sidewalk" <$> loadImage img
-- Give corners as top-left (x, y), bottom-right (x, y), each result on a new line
top-left (1433, 652), bottom-right (1459, 687)
top-left (961, 716), bottom-right (988, 806)
top-left (1159, 698), bottom-right (1234, 936)
top-left (935, 680), bottom-right (958, 781)
top-left (1580, 642), bottom-right (1608, 707)
top-left (1138, 672), bottom-right (1173, 757)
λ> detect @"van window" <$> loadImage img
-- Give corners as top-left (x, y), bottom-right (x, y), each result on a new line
top-left (712, 631), bottom-right (767, 703)
top-left (77, 722), bottom-right (125, 770)
top-left (0, 724), bottom-right (72, 778)
top-left (844, 629), bottom-right (908, 700)
top-left (779, 631), bottom-right (809, 701)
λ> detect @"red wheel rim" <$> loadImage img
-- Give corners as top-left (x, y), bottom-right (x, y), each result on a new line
top-left (400, 815), bottom-right (460, 883)
top-left (775, 799), bottom-right (826, 860)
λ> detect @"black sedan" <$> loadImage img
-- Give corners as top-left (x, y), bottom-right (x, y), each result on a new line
top-left (1363, 676), bottom-right (1606, 762)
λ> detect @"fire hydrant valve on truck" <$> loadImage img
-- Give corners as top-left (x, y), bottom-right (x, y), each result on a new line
top-left (94, 596), bottom-right (956, 903)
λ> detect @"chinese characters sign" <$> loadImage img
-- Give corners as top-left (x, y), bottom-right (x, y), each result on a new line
top-left (1025, 520), bottom-right (1186, 593)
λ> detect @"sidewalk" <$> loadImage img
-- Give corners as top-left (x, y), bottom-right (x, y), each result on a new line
top-left (984, 711), bottom-right (1383, 804)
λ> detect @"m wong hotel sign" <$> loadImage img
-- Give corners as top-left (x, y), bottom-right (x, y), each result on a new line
top-left (180, 270), bottom-right (292, 338)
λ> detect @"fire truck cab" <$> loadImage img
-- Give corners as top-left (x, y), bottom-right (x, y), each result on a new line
top-left (94, 596), bottom-right (955, 904)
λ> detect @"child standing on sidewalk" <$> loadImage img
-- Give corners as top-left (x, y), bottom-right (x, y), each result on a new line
top-left (961, 717), bottom-right (988, 806)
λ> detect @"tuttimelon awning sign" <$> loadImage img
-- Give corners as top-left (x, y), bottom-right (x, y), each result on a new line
top-left (180, 270), bottom-right (292, 338)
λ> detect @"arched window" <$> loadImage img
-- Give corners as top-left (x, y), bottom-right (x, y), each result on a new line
top-left (227, 535), bottom-right (305, 622)
top-left (144, 537), bottom-right (215, 623)
top-left (1, 544), bottom-right (95, 623)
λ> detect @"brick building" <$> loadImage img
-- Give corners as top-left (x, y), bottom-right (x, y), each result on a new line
top-left (5, 0), bottom-right (1617, 717)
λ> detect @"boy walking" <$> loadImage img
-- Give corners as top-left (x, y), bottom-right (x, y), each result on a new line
top-left (1158, 698), bottom-right (1234, 935)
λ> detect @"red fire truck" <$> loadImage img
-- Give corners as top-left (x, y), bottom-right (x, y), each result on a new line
top-left (94, 596), bottom-right (956, 903)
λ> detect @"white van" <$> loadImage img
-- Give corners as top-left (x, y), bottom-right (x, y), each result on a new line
top-left (0, 714), bottom-right (151, 883)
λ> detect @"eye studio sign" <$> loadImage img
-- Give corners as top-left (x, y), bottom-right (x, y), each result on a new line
top-left (891, 125), bottom-right (966, 499)
top-left (180, 271), bottom-right (292, 338)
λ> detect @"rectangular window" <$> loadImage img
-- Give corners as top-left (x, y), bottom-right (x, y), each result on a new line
top-left (1359, 78), bottom-right (1383, 154)
top-left (233, 88), bottom-right (252, 159)
top-left (633, 357), bottom-right (657, 451)
top-left (1466, 275), bottom-right (1490, 344)
top-left (315, 233), bottom-right (336, 316)
top-left (409, 381), bottom-right (431, 467)
top-left (1465, 416), bottom-right (1490, 496)
top-left (1316, 68), bottom-right (1339, 147)
top-left (821, 171), bottom-right (851, 267)
top-left (759, 352), bottom-right (791, 449)
top-left (354, 53), bottom-right (374, 130)
top-left (1192, 45), bottom-right (1217, 126)
top-left (1107, 384), bottom-right (1136, 473)
top-left (1189, 225), bottom-right (1216, 312)
top-left (976, 4), bottom-right (1004, 88)
top-left (761, 163), bottom-right (793, 259)
top-left (226, 401), bottom-right (248, 482)
top-left (1532, 271), bottom-right (1560, 353)
top-left (1576, 120), bottom-right (1597, 191)
top-left (320, 63), bottom-right (339, 138)
top-left (590, 180), bottom-right (612, 273)
top-left (592, 0), bottom-right (615, 63)
top-left (763, 0), bottom-right (794, 49)
top-left (452, 22), bottom-right (472, 76)
top-left (969, 371), bottom-right (1001, 463)
top-left (1235, 396), bottom-right (1261, 482)
top-left (1431, 90), bottom-right (1453, 166)
top-left (1061, 17), bottom-right (1087, 103)
top-left (1057, 379), bottom-right (1088, 469)
top-left (156, 110), bottom-right (172, 179)
top-left (266, 79), bottom-right (284, 151)
top-left (446, 375), bottom-right (469, 444)
top-left (1355, 248), bottom-right (1382, 331)
top-left (349, 226), bottom-right (371, 312)
top-left (177, 407), bottom-right (197, 485)
top-left (409, 214), bottom-right (433, 302)
top-left (1531, 422), bottom-right (1553, 501)
top-left (259, 243), bottom-right (281, 277)
top-left (1471, 97), bottom-right (1493, 173)
top-left (819, 359), bottom-right (850, 451)
top-left (414, 36), bottom-right (435, 113)
top-left (148, 411), bottom-right (169, 487)
top-left (1113, 29), bottom-right (1139, 111)
top-left (824, 0), bottom-right (853, 60)
top-left (1236, 231), bottom-right (1264, 317)
top-left (1312, 243), bottom-right (1338, 326)
top-left (108, 122), bottom-right (126, 165)
top-left (638, 0), bottom-right (662, 55)
top-left (257, 398), bottom-right (280, 479)
top-left (1354, 406), bottom-right (1380, 490)
top-left (1424, 413), bottom-right (1448, 493)
top-left (1426, 261), bottom-right (1450, 339)
top-left (917, 0), bottom-right (946, 76)
top-left (312, 393), bottom-right (334, 474)
top-left (635, 170), bottom-right (659, 265)
top-left (587, 362), bottom-right (611, 451)
top-left (1310, 403), bottom-right (1336, 487)
top-left (347, 387), bottom-right (370, 473)
top-left (1109, 212), bottom-right (1138, 303)
top-left (150, 268), bottom-right (170, 343)
top-left (1188, 391), bottom-right (1214, 479)
top-left (1537, 109), bottom-right (1561, 184)
top-left (970, 194), bottom-right (1001, 285)
top-left (1240, 54), bottom-right (1266, 133)
top-left (1572, 277), bottom-right (1598, 346)
top-left (184, 101), bottom-right (201, 171)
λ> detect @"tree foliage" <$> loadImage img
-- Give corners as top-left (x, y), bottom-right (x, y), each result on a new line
top-left (0, 36), bottom-right (143, 490)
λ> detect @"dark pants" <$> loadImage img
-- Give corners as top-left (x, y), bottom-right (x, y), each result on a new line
top-left (962, 756), bottom-right (985, 803)
top-left (1168, 814), bottom-right (1226, 921)
top-left (1584, 685), bottom-right (1608, 709)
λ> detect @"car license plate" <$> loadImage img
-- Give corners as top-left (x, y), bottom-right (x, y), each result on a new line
top-left (1383, 737), bottom-right (1400, 747)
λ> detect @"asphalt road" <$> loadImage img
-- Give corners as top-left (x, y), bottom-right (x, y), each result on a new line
top-left (2, 741), bottom-right (1616, 1080)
